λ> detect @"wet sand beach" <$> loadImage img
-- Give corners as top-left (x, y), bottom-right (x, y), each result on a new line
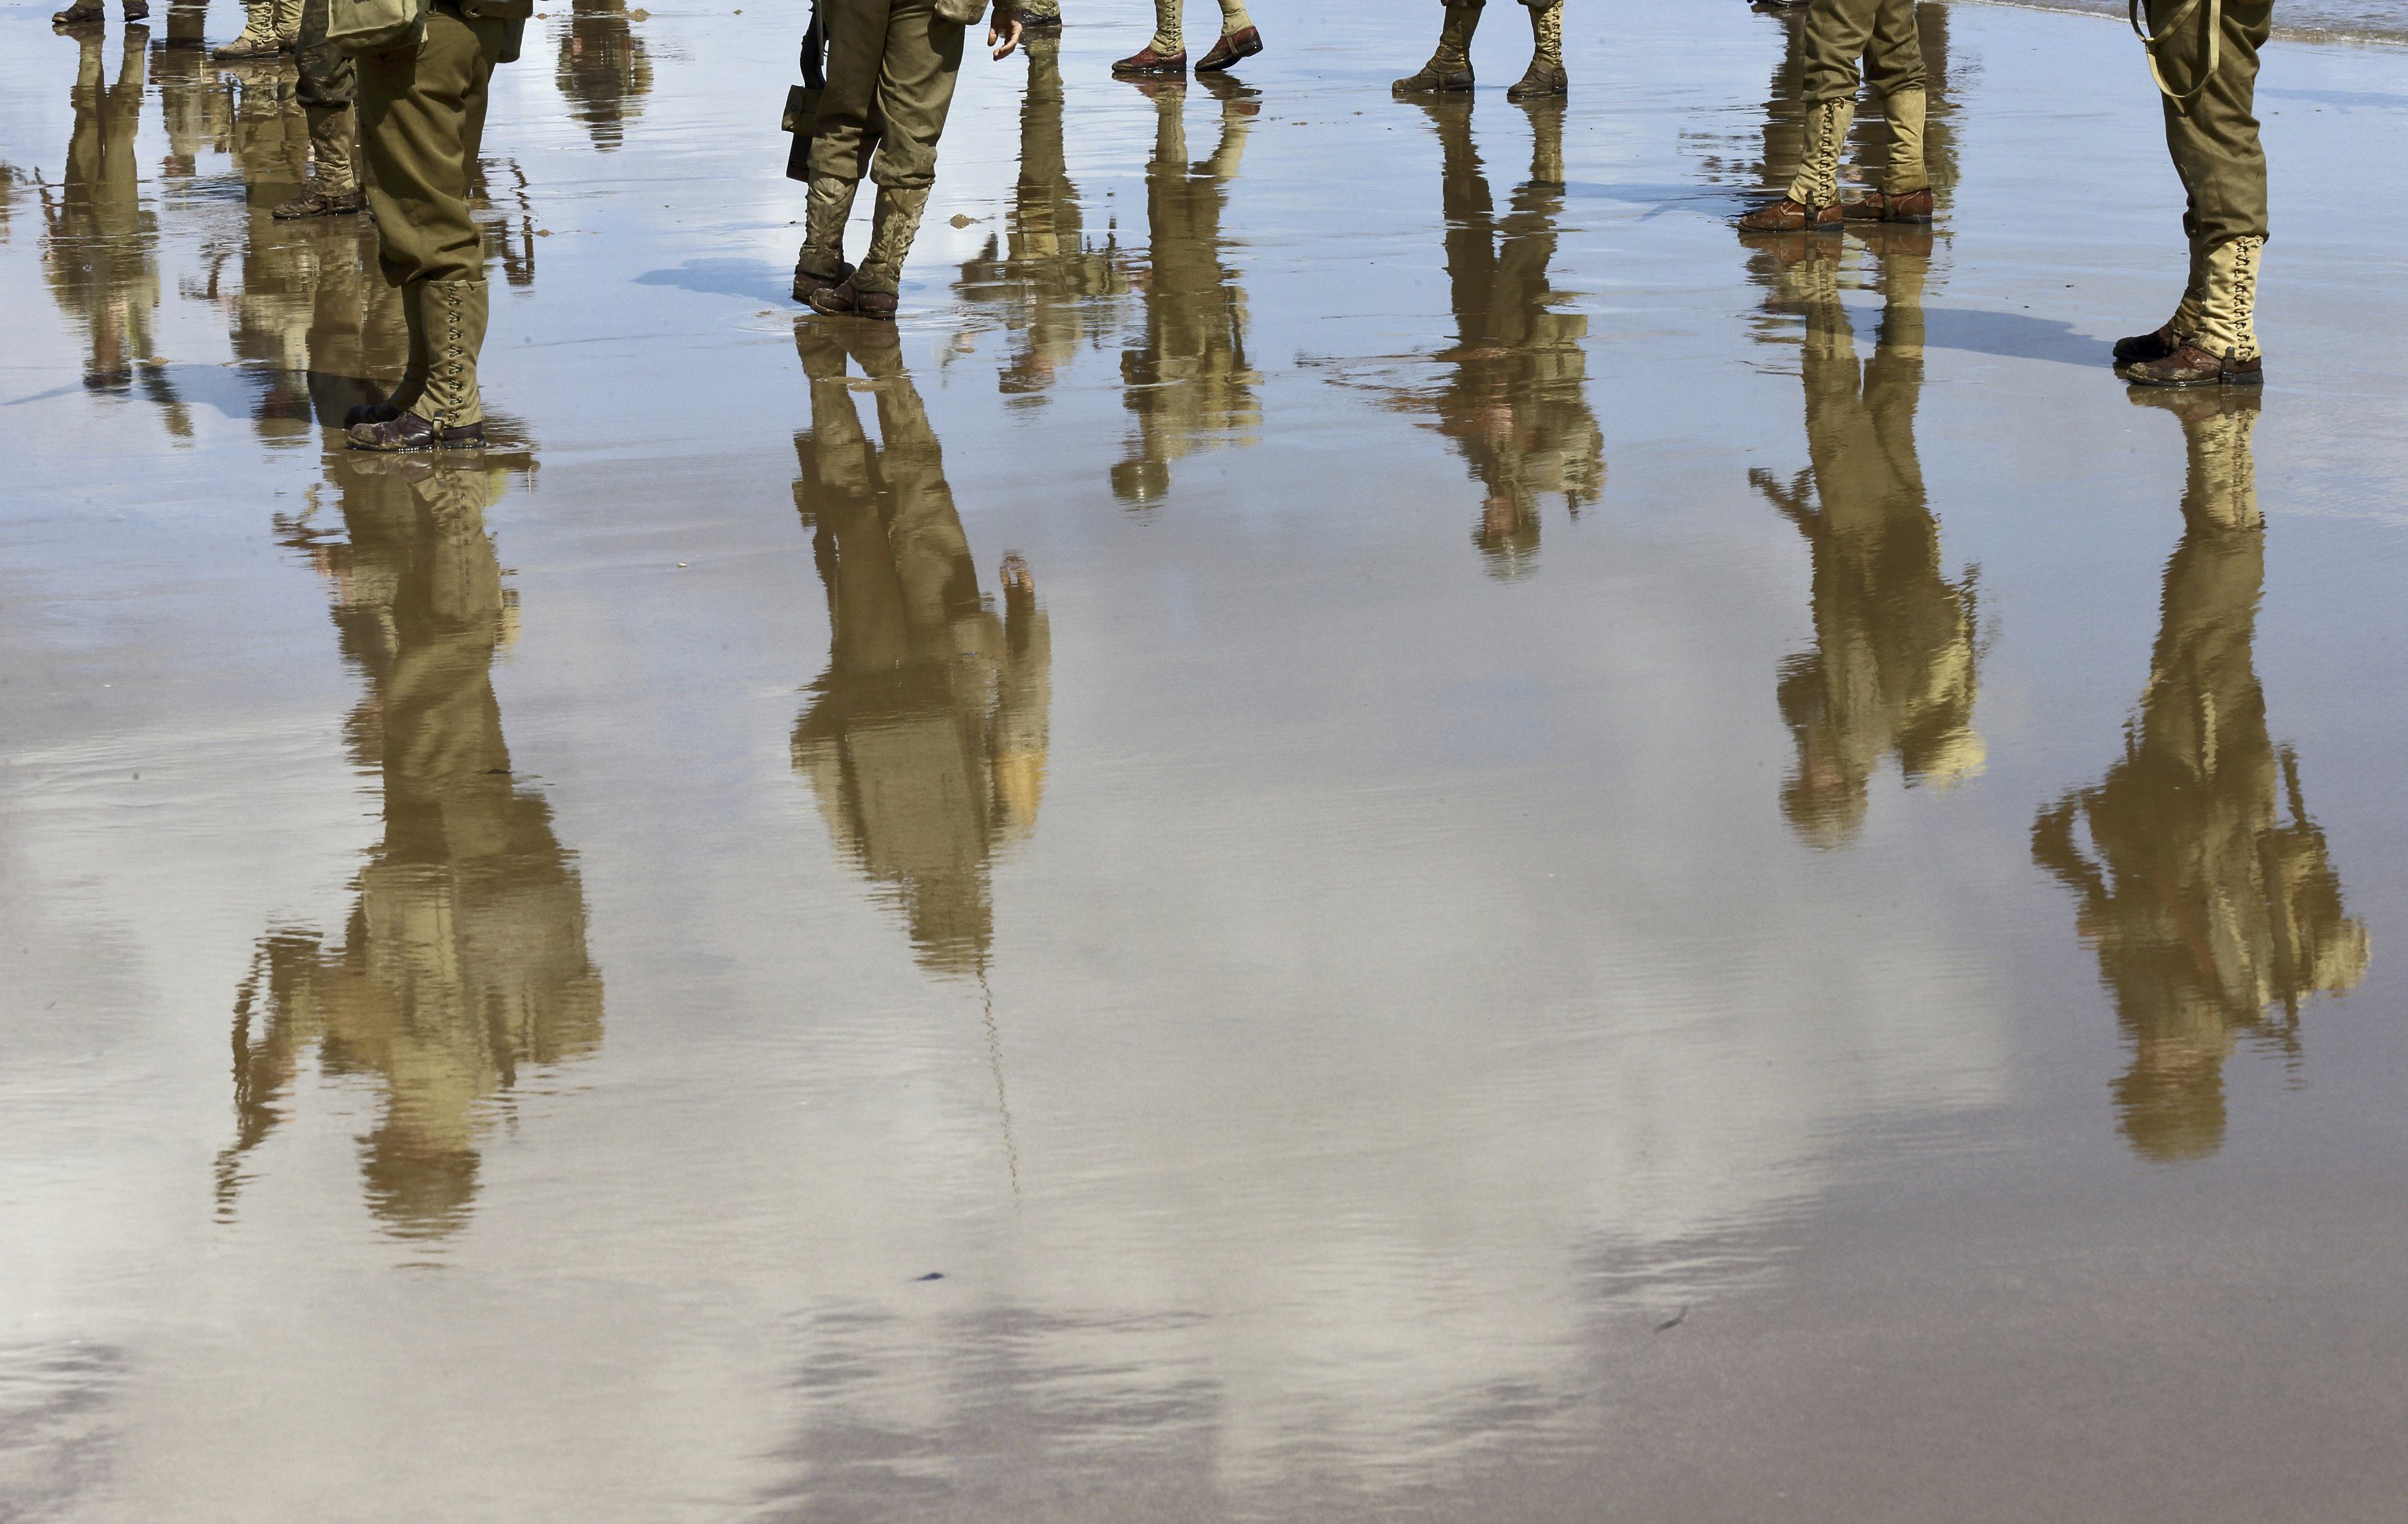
top-left (3, 1), bottom-right (2407, 1519)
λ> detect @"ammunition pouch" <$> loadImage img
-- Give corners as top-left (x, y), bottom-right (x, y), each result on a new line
top-left (328, 0), bottom-right (428, 56)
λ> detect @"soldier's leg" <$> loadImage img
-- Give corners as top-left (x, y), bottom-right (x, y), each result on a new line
top-left (849, 0), bottom-right (964, 303)
top-left (353, 2), bottom-right (507, 443)
top-left (1112, 0), bottom-right (1187, 74)
top-left (2126, 0), bottom-right (2269, 382)
top-left (1792, 0), bottom-right (1880, 207)
top-left (1193, 0), bottom-right (1263, 73)
top-left (1396, 0), bottom-right (1482, 94)
top-left (1848, 0), bottom-right (1930, 219)
top-left (799, 0), bottom-right (890, 290)
top-left (277, 0), bottom-right (363, 219)
top-left (272, 0), bottom-right (302, 49)
top-left (1506, 0), bottom-right (1566, 101)
top-left (1017, 0), bottom-right (1059, 33)
top-left (213, 0), bottom-right (279, 59)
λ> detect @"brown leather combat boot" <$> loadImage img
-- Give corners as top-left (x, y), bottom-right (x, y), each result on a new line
top-left (1505, 60), bottom-right (1568, 101)
top-left (2121, 344), bottom-right (2263, 389)
top-left (792, 256), bottom-right (853, 305)
top-left (272, 186), bottom-right (363, 219)
top-left (1739, 196), bottom-right (1842, 234)
top-left (807, 279), bottom-right (899, 321)
top-left (1112, 43), bottom-right (1185, 77)
top-left (1194, 26), bottom-right (1261, 73)
top-left (347, 412), bottom-right (486, 451)
top-left (1844, 186), bottom-right (1932, 223)
top-left (2112, 323), bottom-right (2184, 367)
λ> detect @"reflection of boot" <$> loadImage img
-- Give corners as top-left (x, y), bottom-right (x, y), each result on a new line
top-left (1524, 99), bottom-right (1567, 188)
top-left (350, 281), bottom-right (488, 448)
top-left (793, 172), bottom-right (859, 300)
top-left (274, 103), bottom-right (364, 218)
top-left (1742, 98), bottom-right (1851, 231)
top-left (1396, 3), bottom-right (1480, 94)
top-left (2123, 236), bottom-right (2263, 388)
top-left (1506, 0), bottom-right (1567, 101)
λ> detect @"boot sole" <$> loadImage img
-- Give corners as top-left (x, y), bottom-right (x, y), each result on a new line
top-left (2120, 370), bottom-right (2264, 389)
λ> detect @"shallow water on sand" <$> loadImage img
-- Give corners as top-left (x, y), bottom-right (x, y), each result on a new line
top-left (4, 1), bottom-right (2408, 1519)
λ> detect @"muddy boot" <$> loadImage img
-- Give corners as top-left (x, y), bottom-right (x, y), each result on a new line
top-left (351, 280), bottom-right (488, 449)
top-left (1114, 0), bottom-right (1186, 75)
top-left (1194, 26), bottom-right (1263, 73)
top-left (793, 171), bottom-right (860, 303)
top-left (212, 0), bottom-right (277, 57)
top-left (274, 103), bottom-right (363, 218)
top-left (813, 184), bottom-right (926, 320)
top-left (2114, 242), bottom-right (2205, 367)
top-left (2124, 236), bottom-right (2264, 388)
top-left (1396, 3), bottom-right (1480, 94)
top-left (1017, 0), bottom-right (1061, 32)
top-left (53, 0), bottom-right (105, 21)
top-left (1740, 96), bottom-right (1850, 232)
top-left (124, 0), bottom-right (150, 19)
top-left (1846, 87), bottom-right (1930, 221)
top-left (1506, 0), bottom-right (1566, 101)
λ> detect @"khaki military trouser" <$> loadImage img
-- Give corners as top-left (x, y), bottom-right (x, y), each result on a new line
top-left (2147, 0), bottom-right (2270, 249)
top-left (809, 0), bottom-right (965, 194)
top-left (1800, 0), bottom-right (1924, 101)
top-left (296, 0), bottom-right (356, 108)
top-left (358, 2), bottom-right (506, 285)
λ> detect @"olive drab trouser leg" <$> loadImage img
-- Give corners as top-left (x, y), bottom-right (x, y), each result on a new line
top-left (358, 3), bottom-right (508, 422)
top-left (2145, 0), bottom-right (2271, 358)
top-left (272, 0), bottom-right (303, 45)
top-left (806, 0), bottom-right (966, 296)
top-left (1799, 0), bottom-right (1927, 195)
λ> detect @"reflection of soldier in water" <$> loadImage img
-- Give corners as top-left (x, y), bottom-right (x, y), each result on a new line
top-left (1749, 229), bottom-right (1981, 844)
top-left (188, 61), bottom-right (405, 443)
top-left (41, 25), bottom-right (184, 427)
top-left (151, 9), bottom-right (238, 178)
top-left (223, 452), bottom-right (603, 1239)
top-left (1404, 99), bottom-right (1604, 578)
top-left (2033, 394), bottom-right (2367, 1161)
top-left (953, 35), bottom-right (1125, 403)
top-left (555, 0), bottom-right (655, 152)
top-left (1113, 77), bottom-right (1261, 506)
top-left (791, 327), bottom-right (1052, 977)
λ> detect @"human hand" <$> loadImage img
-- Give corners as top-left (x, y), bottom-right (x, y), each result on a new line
top-left (988, 6), bottom-right (1022, 58)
